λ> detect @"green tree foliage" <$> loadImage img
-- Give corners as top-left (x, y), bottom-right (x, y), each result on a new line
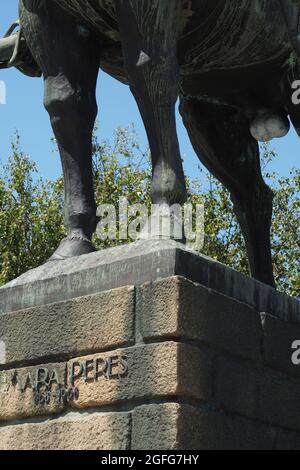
top-left (0, 133), bottom-right (65, 284)
top-left (0, 128), bottom-right (299, 297)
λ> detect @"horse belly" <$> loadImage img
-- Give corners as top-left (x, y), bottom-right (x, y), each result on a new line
top-left (53, 0), bottom-right (119, 42)
top-left (180, 0), bottom-right (291, 75)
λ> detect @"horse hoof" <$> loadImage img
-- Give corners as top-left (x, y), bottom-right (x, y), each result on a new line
top-left (48, 235), bottom-right (96, 261)
top-left (250, 109), bottom-right (290, 142)
top-left (139, 209), bottom-right (186, 243)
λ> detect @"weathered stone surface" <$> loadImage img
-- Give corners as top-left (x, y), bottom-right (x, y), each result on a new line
top-left (188, 409), bottom-right (275, 450)
top-left (69, 342), bottom-right (210, 410)
top-left (0, 401), bottom-right (277, 451)
top-left (132, 403), bottom-right (185, 450)
top-left (262, 312), bottom-right (300, 377)
top-left (0, 342), bottom-right (211, 422)
top-left (201, 411), bottom-right (275, 451)
top-left (0, 286), bottom-right (135, 367)
top-left (131, 403), bottom-right (275, 450)
top-left (1, 240), bottom-right (299, 322)
top-left (0, 233), bottom-right (298, 451)
top-left (0, 241), bottom-right (178, 314)
top-left (137, 276), bottom-right (262, 361)
top-left (0, 411), bottom-right (131, 450)
top-left (258, 371), bottom-right (300, 432)
top-left (0, 362), bottom-right (67, 421)
top-left (175, 247), bottom-right (300, 323)
top-left (215, 355), bottom-right (300, 432)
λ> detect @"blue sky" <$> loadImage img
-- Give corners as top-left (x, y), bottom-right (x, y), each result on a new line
top-left (0, 0), bottom-right (299, 182)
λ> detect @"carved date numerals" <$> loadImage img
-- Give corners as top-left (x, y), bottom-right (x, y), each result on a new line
top-left (34, 387), bottom-right (79, 406)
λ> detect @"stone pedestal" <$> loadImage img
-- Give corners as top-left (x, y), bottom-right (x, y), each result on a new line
top-left (0, 241), bottom-right (300, 450)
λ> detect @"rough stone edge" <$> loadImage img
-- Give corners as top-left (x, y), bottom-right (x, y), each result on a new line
top-left (0, 240), bottom-right (299, 322)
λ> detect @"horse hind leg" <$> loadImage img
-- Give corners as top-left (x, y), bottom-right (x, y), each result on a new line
top-left (179, 98), bottom-right (275, 287)
top-left (20, 0), bottom-right (100, 259)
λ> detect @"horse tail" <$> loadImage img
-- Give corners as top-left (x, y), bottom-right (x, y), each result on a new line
top-left (0, 20), bottom-right (41, 77)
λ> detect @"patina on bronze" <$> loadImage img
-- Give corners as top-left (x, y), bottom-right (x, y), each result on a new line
top-left (1, 0), bottom-right (300, 288)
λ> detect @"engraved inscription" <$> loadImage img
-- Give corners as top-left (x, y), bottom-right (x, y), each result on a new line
top-left (5, 354), bottom-right (129, 406)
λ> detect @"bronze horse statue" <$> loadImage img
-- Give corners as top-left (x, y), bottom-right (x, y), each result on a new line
top-left (1, 0), bottom-right (300, 288)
